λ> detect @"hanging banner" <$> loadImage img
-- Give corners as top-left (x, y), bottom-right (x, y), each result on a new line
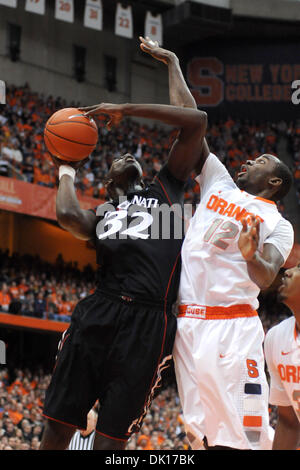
top-left (115, 3), bottom-right (133, 39)
top-left (145, 12), bottom-right (163, 46)
top-left (185, 39), bottom-right (300, 120)
top-left (0, 177), bottom-right (103, 221)
top-left (0, 0), bottom-right (17, 7)
top-left (84, 0), bottom-right (103, 31)
top-left (25, 0), bottom-right (45, 15)
top-left (55, 0), bottom-right (74, 23)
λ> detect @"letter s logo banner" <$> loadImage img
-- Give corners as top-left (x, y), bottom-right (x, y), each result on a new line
top-left (187, 57), bottom-right (224, 107)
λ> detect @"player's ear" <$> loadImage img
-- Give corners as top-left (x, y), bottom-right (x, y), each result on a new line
top-left (105, 178), bottom-right (116, 199)
top-left (269, 176), bottom-right (282, 189)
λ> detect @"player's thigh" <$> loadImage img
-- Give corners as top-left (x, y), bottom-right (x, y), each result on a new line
top-left (96, 307), bottom-right (177, 441)
top-left (43, 320), bottom-right (105, 430)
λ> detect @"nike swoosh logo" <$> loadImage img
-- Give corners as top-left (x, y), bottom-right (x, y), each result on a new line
top-left (281, 351), bottom-right (292, 356)
top-left (219, 354), bottom-right (227, 358)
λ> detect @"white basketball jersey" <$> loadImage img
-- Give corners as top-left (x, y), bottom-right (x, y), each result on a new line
top-left (264, 316), bottom-right (300, 422)
top-left (179, 153), bottom-right (294, 310)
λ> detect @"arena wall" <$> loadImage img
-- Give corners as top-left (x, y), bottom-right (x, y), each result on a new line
top-left (0, 210), bottom-right (97, 270)
top-left (0, 3), bottom-right (170, 108)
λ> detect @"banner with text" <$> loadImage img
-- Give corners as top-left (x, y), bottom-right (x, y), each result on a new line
top-left (115, 3), bottom-right (133, 39)
top-left (55, 0), bottom-right (74, 24)
top-left (84, 0), bottom-right (102, 31)
top-left (0, 177), bottom-right (103, 221)
top-left (185, 40), bottom-right (300, 120)
top-left (145, 12), bottom-right (163, 46)
top-left (25, 0), bottom-right (45, 15)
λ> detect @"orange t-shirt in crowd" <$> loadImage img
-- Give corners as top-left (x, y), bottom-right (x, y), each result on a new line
top-left (7, 380), bottom-right (28, 396)
top-left (294, 168), bottom-right (300, 179)
top-left (0, 292), bottom-right (11, 307)
top-left (9, 286), bottom-right (19, 298)
top-left (8, 409), bottom-right (23, 425)
top-left (18, 283), bottom-right (29, 293)
top-left (137, 435), bottom-right (154, 450)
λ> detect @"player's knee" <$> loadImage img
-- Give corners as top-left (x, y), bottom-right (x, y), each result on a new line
top-left (93, 432), bottom-right (126, 450)
top-left (41, 419), bottom-right (75, 448)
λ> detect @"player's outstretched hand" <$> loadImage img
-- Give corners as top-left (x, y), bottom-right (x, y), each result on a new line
top-left (79, 103), bottom-right (124, 130)
top-left (139, 36), bottom-right (176, 65)
top-left (49, 153), bottom-right (90, 171)
top-left (238, 215), bottom-right (261, 261)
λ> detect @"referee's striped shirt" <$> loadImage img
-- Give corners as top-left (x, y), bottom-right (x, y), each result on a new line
top-left (68, 430), bottom-right (96, 450)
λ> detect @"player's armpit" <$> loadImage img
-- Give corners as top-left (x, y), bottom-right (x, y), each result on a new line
top-left (166, 112), bottom-right (207, 182)
top-left (194, 140), bottom-right (210, 176)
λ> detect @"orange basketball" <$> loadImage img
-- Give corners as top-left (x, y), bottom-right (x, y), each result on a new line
top-left (44, 108), bottom-right (98, 161)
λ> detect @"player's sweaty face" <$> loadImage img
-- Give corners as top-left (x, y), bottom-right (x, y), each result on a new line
top-left (236, 154), bottom-right (279, 193)
top-left (109, 153), bottom-right (143, 183)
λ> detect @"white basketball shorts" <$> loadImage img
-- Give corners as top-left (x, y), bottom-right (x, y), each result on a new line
top-left (173, 309), bottom-right (273, 450)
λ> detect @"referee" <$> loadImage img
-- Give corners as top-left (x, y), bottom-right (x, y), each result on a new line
top-left (68, 408), bottom-right (97, 450)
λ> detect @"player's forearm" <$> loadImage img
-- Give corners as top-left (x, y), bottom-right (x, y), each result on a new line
top-left (56, 175), bottom-right (95, 240)
top-left (56, 175), bottom-right (81, 220)
top-left (167, 54), bottom-right (197, 109)
top-left (272, 417), bottom-right (300, 449)
top-left (165, 55), bottom-right (210, 171)
top-left (122, 103), bottom-right (206, 131)
top-left (246, 253), bottom-right (278, 290)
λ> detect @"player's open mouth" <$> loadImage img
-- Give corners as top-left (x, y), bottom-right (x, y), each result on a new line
top-left (237, 166), bottom-right (247, 178)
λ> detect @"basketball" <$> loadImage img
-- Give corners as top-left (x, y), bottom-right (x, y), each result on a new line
top-left (44, 107), bottom-right (98, 161)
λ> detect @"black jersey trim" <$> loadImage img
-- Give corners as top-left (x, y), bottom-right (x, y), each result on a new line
top-left (95, 429), bottom-right (128, 443)
top-left (42, 413), bottom-right (86, 431)
top-left (155, 176), bottom-right (173, 206)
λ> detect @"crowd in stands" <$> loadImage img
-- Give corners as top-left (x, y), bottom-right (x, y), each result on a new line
top-left (0, 83), bottom-right (288, 209)
top-left (0, 250), bottom-right (95, 322)
top-left (0, 367), bottom-right (190, 451)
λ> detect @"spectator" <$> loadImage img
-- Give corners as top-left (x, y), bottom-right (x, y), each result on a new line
top-left (33, 292), bottom-right (46, 319)
top-left (2, 141), bottom-right (23, 164)
top-left (20, 420), bottom-right (33, 442)
top-left (9, 293), bottom-right (22, 315)
top-left (3, 421), bottom-right (16, 438)
top-left (0, 283), bottom-right (11, 312)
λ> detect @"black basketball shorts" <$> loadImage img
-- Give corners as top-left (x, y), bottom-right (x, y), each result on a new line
top-left (42, 290), bottom-right (177, 442)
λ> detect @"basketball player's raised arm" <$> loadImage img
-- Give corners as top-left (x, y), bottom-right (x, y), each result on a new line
top-left (51, 156), bottom-right (97, 240)
top-left (238, 216), bottom-right (284, 290)
top-left (81, 103), bottom-right (207, 182)
top-left (139, 36), bottom-right (210, 174)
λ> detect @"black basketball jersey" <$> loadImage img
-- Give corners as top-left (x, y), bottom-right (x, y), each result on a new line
top-left (91, 164), bottom-right (186, 307)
